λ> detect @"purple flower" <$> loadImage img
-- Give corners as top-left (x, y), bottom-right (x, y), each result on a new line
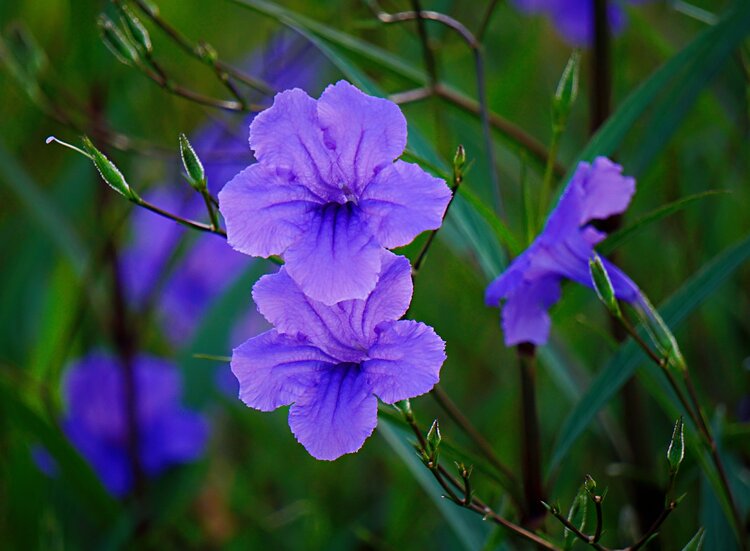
top-left (60, 353), bottom-right (208, 496)
top-left (485, 157), bottom-right (640, 346)
top-left (121, 31), bottom-right (327, 345)
top-left (512, 0), bottom-right (641, 46)
top-left (219, 81), bottom-right (452, 305)
top-left (231, 252), bottom-right (446, 460)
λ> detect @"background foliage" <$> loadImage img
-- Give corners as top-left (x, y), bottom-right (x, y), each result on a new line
top-left (1, 0), bottom-right (748, 549)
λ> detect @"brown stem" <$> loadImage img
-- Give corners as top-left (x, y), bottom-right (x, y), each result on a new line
top-left (135, 197), bottom-right (227, 237)
top-left (476, 0), bottom-right (502, 42)
top-left (590, 0), bottom-right (611, 133)
top-left (547, 505), bottom-right (608, 550)
top-left (627, 502), bottom-right (676, 551)
top-left (517, 343), bottom-right (546, 525)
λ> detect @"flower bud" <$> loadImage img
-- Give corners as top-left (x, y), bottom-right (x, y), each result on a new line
top-left (81, 136), bottom-right (138, 201)
top-left (667, 416), bottom-right (685, 475)
top-left (584, 474), bottom-right (597, 494)
top-left (453, 144), bottom-right (466, 171)
top-left (553, 50), bottom-right (580, 130)
top-left (589, 253), bottom-right (621, 317)
top-left (178, 133), bottom-right (206, 191)
top-left (425, 419), bottom-right (441, 464)
top-left (97, 14), bottom-right (139, 66)
top-left (117, 4), bottom-right (152, 55)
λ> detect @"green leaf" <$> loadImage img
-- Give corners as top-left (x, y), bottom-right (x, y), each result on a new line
top-left (378, 418), bottom-right (490, 551)
top-left (600, 191), bottom-right (728, 254)
top-left (681, 528), bottom-right (706, 551)
top-left (548, 233), bottom-right (750, 472)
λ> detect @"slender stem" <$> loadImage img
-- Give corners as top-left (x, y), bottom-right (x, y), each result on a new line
top-left (592, 495), bottom-right (603, 543)
top-left (537, 126), bottom-right (562, 230)
top-left (547, 506), bottom-right (607, 550)
top-left (412, 161), bottom-right (462, 274)
top-left (476, 0), bottom-right (502, 42)
top-left (517, 343), bottom-right (546, 525)
top-left (410, 0), bottom-right (438, 88)
top-left (627, 501), bottom-right (676, 551)
top-left (134, 197), bottom-right (227, 237)
top-left (200, 189), bottom-right (221, 231)
top-left (129, 0), bottom-right (274, 95)
top-left (590, 0), bottom-right (611, 132)
top-left (430, 386), bottom-right (519, 489)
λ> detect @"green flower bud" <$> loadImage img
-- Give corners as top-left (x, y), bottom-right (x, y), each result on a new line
top-left (97, 14), bottom-right (139, 66)
top-left (425, 419), bottom-right (441, 464)
top-left (553, 50), bottom-right (581, 130)
top-left (453, 144), bottom-right (466, 171)
top-left (667, 416), bottom-right (685, 475)
top-left (179, 133), bottom-right (206, 191)
top-left (589, 253), bottom-right (621, 317)
top-left (81, 136), bottom-right (138, 201)
top-left (117, 4), bottom-right (152, 55)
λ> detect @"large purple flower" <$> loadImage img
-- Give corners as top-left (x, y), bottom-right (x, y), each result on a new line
top-left (231, 252), bottom-right (446, 460)
top-left (60, 353), bottom-right (208, 496)
top-left (219, 81), bottom-right (453, 305)
top-left (512, 0), bottom-right (644, 46)
top-left (485, 157), bottom-right (640, 346)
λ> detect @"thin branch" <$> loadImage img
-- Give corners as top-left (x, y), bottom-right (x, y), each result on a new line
top-left (547, 505), bottom-right (608, 550)
top-left (128, 0), bottom-right (274, 95)
top-left (135, 196), bottom-right (227, 237)
top-left (476, 0), bottom-right (502, 42)
top-left (627, 501), bottom-right (676, 551)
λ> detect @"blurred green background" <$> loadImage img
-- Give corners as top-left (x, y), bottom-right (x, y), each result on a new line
top-left (1, 0), bottom-right (749, 549)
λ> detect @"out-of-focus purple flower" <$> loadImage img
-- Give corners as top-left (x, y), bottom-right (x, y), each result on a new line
top-left (121, 31), bottom-right (327, 345)
top-left (485, 157), bottom-right (640, 346)
top-left (231, 252), bottom-right (446, 460)
top-left (60, 353), bottom-right (208, 497)
top-left (512, 0), bottom-right (642, 46)
top-left (219, 80), bottom-right (452, 306)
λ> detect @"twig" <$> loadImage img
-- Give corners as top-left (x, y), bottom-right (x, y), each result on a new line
top-left (591, 0), bottom-right (611, 132)
top-left (476, 0), bottom-right (502, 43)
top-left (547, 505), bottom-right (608, 550)
top-left (128, 0), bottom-right (274, 95)
top-left (592, 495), bottom-right (603, 543)
top-left (627, 501), bottom-right (676, 551)
top-left (135, 196), bottom-right (227, 237)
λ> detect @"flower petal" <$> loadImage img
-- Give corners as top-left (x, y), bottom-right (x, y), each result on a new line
top-left (317, 80), bottom-right (406, 195)
top-left (501, 275), bottom-right (562, 346)
top-left (485, 248), bottom-right (533, 306)
top-left (284, 203), bottom-right (382, 305)
top-left (219, 163), bottom-right (319, 258)
top-left (576, 157), bottom-right (636, 224)
top-left (288, 365), bottom-right (378, 460)
top-left (252, 268), bottom-right (369, 362)
top-left (359, 252), bottom-right (413, 335)
top-left (249, 88), bottom-right (339, 200)
top-left (231, 330), bottom-right (334, 411)
top-left (363, 320), bottom-right (445, 404)
top-left (359, 160), bottom-right (452, 248)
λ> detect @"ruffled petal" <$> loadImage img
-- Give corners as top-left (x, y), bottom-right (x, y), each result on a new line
top-left (249, 88), bottom-right (338, 200)
top-left (284, 203), bottom-right (382, 305)
top-left (576, 157), bottom-right (636, 225)
top-left (501, 275), bottom-right (562, 346)
top-left (317, 81), bottom-right (407, 195)
top-left (231, 330), bottom-right (335, 411)
top-left (359, 160), bottom-right (452, 248)
top-left (288, 365), bottom-right (378, 460)
top-left (358, 252), bottom-right (413, 336)
top-left (363, 320), bottom-right (445, 404)
top-left (252, 268), bottom-right (369, 363)
top-left (485, 249), bottom-right (533, 306)
top-left (219, 163), bottom-right (320, 258)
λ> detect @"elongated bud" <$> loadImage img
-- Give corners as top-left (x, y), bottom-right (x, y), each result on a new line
top-left (196, 41), bottom-right (218, 63)
top-left (633, 295), bottom-right (687, 372)
top-left (117, 4), bottom-right (152, 54)
top-left (667, 416), bottom-right (685, 475)
top-left (81, 136), bottom-right (138, 201)
top-left (178, 133), bottom-right (206, 191)
top-left (453, 144), bottom-right (466, 171)
top-left (97, 15), bottom-right (139, 66)
top-left (589, 253), bottom-right (621, 317)
top-left (564, 486), bottom-right (588, 551)
top-left (584, 474), bottom-right (597, 494)
top-left (425, 419), bottom-right (441, 464)
top-left (553, 50), bottom-right (581, 130)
